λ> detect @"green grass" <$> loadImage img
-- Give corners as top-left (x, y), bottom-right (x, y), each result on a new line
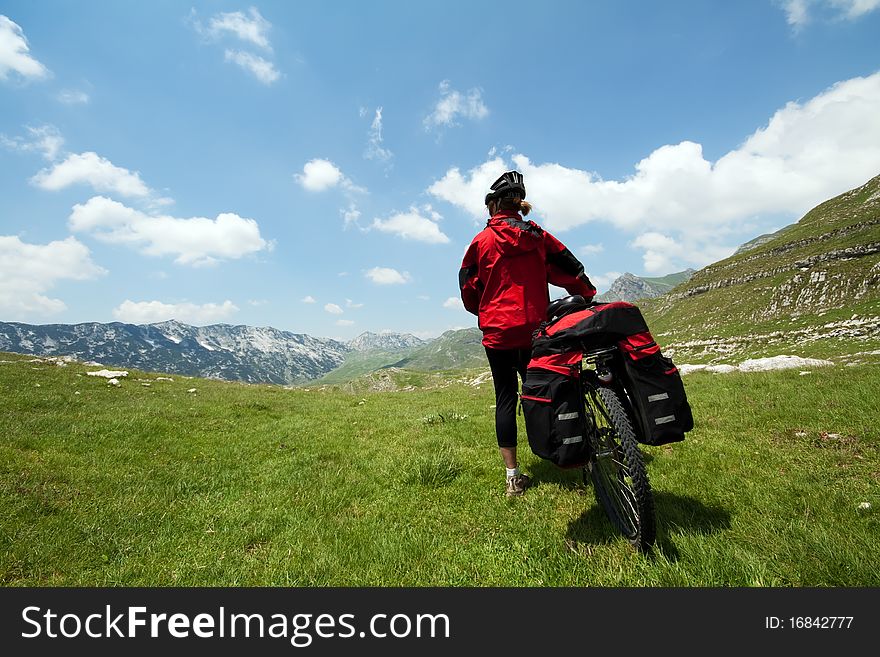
top-left (1, 352), bottom-right (877, 586)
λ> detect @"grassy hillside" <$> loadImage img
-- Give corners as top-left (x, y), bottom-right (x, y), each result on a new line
top-left (2, 352), bottom-right (877, 586)
top-left (640, 269), bottom-right (695, 291)
top-left (642, 174), bottom-right (880, 362)
top-left (388, 328), bottom-right (486, 371)
top-left (317, 329), bottom-right (486, 384)
top-left (313, 349), bottom-right (417, 385)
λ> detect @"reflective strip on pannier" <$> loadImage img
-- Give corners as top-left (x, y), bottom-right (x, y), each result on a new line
top-left (622, 351), bottom-right (694, 445)
top-left (520, 366), bottom-right (591, 467)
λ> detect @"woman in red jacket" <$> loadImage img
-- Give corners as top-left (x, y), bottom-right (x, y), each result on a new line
top-left (459, 171), bottom-right (596, 497)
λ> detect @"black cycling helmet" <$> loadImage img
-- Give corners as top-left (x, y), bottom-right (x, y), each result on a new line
top-left (546, 295), bottom-right (589, 322)
top-left (485, 170), bottom-right (526, 206)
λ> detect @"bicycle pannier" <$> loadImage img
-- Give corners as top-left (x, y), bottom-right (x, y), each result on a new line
top-left (618, 337), bottom-right (692, 446)
top-left (521, 355), bottom-right (591, 467)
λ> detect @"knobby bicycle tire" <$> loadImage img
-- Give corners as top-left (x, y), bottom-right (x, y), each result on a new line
top-left (586, 386), bottom-right (656, 551)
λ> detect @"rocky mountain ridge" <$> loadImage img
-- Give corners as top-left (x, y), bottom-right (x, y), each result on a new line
top-left (596, 269), bottom-right (696, 303)
top-left (0, 321), bottom-right (422, 385)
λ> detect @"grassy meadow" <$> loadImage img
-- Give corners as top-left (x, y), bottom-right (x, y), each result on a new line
top-left (1, 351), bottom-right (877, 586)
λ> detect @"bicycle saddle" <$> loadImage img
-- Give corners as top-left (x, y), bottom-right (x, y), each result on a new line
top-left (546, 295), bottom-right (589, 322)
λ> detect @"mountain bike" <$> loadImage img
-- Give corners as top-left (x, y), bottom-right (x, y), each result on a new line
top-left (580, 345), bottom-right (656, 552)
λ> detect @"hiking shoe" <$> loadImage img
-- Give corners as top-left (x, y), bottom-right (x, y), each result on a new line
top-left (506, 473), bottom-right (532, 497)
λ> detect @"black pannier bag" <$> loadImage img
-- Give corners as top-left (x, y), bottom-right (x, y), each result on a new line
top-left (529, 301), bottom-right (693, 447)
top-left (520, 362), bottom-right (591, 467)
top-left (618, 333), bottom-right (693, 446)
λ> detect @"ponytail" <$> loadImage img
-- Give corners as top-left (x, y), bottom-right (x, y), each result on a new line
top-left (498, 196), bottom-right (532, 216)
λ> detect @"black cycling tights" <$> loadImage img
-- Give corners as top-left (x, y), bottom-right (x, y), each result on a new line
top-left (484, 346), bottom-right (531, 449)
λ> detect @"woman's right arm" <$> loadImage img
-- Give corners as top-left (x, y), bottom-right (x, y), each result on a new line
top-left (543, 231), bottom-right (597, 300)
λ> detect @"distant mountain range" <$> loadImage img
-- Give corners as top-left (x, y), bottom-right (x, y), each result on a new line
top-left (0, 321), bottom-right (423, 385)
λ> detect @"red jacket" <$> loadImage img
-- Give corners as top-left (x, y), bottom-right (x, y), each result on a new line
top-left (459, 211), bottom-right (597, 349)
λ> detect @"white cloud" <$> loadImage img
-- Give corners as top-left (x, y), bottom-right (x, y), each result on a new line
top-left (301, 295), bottom-right (316, 304)
top-left (324, 303), bottom-right (344, 315)
top-left (57, 89), bottom-right (90, 105)
top-left (424, 80), bottom-right (489, 130)
top-left (224, 49), bottom-right (280, 85)
top-left (427, 156), bottom-right (508, 220)
top-left (430, 72), bottom-right (880, 272)
top-left (113, 299), bottom-right (239, 325)
top-left (32, 152), bottom-right (151, 197)
top-left (336, 319), bottom-right (355, 327)
top-left (0, 235), bottom-right (105, 318)
top-left (585, 271), bottom-right (622, 292)
top-left (782, 0), bottom-right (811, 25)
top-left (371, 206), bottom-right (450, 244)
top-left (346, 299), bottom-right (364, 309)
top-left (248, 299), bottom-right (268, 307)
top-left (295, 158), bottom-right (363, 193)
top-left (0, 15), bottom-right (49, 81)
top-left (365, 107), bottom-right (393, 163)
top-left (629, 234), bottom-right (685, 274)
top-left (208, 7), bottom-right (272, 50)
top-left (296, 158), bottom-right (341, 191)
top-left (579, 243), bottom-right (605, 257)
top-left (341, 203), bottom-right (362, 228)
top-left (191, 7), bottom-right (281, 84)
top-left (443, 296), bottom-right (463, 310)
top-left (69, 196), bottom-right (270, 267)
top-left (781, 0), bottom-right (880, 27)
top-left (365, 267), bottom-right (410, 285)
top-left (1, 124), bottom-right (64, 161)
top-left (838, 0), bottom-right (880, 18)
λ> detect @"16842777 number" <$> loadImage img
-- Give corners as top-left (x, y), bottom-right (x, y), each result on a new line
top-left (790, 617), bottom-right (853, 629)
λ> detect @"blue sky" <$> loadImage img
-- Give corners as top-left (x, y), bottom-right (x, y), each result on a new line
top-left (2, 1), bottom-right (879, 340)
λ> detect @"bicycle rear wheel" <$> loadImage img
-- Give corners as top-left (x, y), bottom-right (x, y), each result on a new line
top-left (586, 386), bottom-right (656, 551)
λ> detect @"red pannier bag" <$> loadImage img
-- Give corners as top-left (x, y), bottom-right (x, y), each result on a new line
top-left (528, 302), bottom-right (693, 447)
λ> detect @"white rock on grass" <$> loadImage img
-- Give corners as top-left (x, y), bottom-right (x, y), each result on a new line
top-left (187, 388), bottom-right (197, 393)
top-left (468, 371), bottom-right (493, 387)
top-left (679, 364), bottom-right (736, 375)
top-left (738, 355), bottom-right (833, 372)
top-left (858, 502), bottom-right (871, 510)
top-left (87, 369), bottom-right (129, 379)
top-left (680, 355), bottom-right (833, 376)
top-left (108, 378), bottom-right (121, 386)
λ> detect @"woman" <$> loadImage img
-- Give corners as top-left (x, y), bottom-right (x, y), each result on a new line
top-left (459, 171), bottom-right (596, 497)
